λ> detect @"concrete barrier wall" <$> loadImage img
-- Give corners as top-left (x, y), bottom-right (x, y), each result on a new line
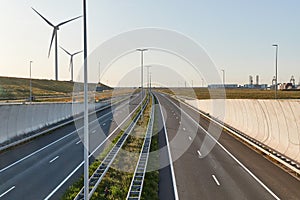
top-left (184, 99), bottom-right (300, 163)
top-left (0, 102), bottom-right (103, 144)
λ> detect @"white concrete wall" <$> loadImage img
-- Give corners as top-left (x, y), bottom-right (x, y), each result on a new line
top-left (0, 102), bottom-right (103, 144)
top-left (185, 99), bottom-right (300, 163)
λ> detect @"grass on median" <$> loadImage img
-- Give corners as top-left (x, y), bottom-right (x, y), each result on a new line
top-left (89, 97), bottom-right (152, 200)
top-left (140, 105), bottom-right (159, 200)
top-left (61, 96), bottom-right (151, 200)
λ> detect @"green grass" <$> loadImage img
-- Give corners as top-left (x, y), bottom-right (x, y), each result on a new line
top-left (0, 76), bottom-right (112, 101)
top-left (90, 97), bottom-right (152, 199)
top-left (61, 96), bottom-right (151, 199)
top-left (155, 87), bottom-right (300, 99)
top-left (140, 104), bottom-right (159, 200)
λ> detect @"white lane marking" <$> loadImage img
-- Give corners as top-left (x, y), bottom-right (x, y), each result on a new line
top-left (76, 141), bottom-right (81, 145)
top-left (183, 127), bottom-right (186, 131)
top-left (92, 130), bottom-right (96, 134)
top-left (197, 150), bottom-right (202, 157)
top-left (44, 161), bottom-right (83, 200)
top-left (189, 136), bottom-right (192, 141)
top-left (176, 117), bottom-right (178, 120)
top-left (179, 121), bottom-right (181, 124)
top-left (166, 95), bottom-right (280, 200)
top-left (0, 99), bottom-right (131, 173)
top-left (44, 99), bottom-right (143, 200)
top-left (212, 175), bottom-right (220, 186)
top-left (0, 186), bottom-right (16, 198)
top-left (49, 156), bottom-right (59, 163)
top-left (102, 123), bottom-right (106, 126)
top-left (157, 96), bottom-right (179, 200)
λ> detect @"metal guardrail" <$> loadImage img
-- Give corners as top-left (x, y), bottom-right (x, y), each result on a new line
top-left (126, 95), bottom-right (154, 200)
top-left (74, 96), bottom-right (149, 200)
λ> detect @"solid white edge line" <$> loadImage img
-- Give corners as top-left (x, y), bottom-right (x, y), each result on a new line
top-left (212, 175), bottom-right (220, 186)
top-left (166, 95), bottom-right (280, 200)
top-left (0, 186), bottom-right (16, 198)
top-left (44, 98), bottom-right (143, 200)
top-left (181, 97), bottom-right (300, 175)
top-left (49, 156), bottom-right (59, 163)
top-left (44, 162), bottom-right (83, 200)
top-left (156, 95), bottom-right (179, 200)
top-left (0, 97), bottom-right (131, 173)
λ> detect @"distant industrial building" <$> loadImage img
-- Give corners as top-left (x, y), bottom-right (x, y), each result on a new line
top-left (208, 84), bottom-right (238, 89)
top-left (243, 75), bottom-right (268, 89)
top-left (279, 75), bottom-right (299, 90)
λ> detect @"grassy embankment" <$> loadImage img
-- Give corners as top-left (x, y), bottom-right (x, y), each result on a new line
top-left (0, 76), bottom-right (137, 102)
top-left (156, 87), bottom-right (300, 99)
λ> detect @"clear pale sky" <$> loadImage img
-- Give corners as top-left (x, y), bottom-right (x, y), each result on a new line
top-left (0, 0), bottom-right (299, 87)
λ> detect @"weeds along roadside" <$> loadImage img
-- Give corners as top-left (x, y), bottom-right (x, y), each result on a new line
top-left (61, 94), bottom-right (150, 200)
top-left (89, 95), bottom-right (153, 200)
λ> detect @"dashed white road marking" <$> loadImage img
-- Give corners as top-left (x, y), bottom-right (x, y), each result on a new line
top-left (92, 130), bottom-right (96, 134)
top-left (197, 150), bottom-right (202, 157)
top-left (0, 186), bottom-right (15, 198)
top-left (76, 140), bottom-right (81, 145)
top-left (49, 156), bottom-right (59, 163)
top-left (188, 136), bottom-right (192, 141)
top-left (212, 175), bottom-right (220, 186)
top-left (183, 127), bottom-right (186, 131)
top-left (102, 123), bottom-right (106, 126)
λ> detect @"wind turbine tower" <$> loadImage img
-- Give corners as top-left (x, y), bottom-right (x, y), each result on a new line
top-left (60, 46), bottom-right (82, 82)
top-left (32, 8), bottom-right (81, 81)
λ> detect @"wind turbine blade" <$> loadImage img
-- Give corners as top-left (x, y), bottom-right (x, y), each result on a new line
top-left (32, 7), bottom-right (54, 27)
top-left (73, 50), bottom-right (83, 56)
top-left (60, 46), bottom-right (71, 56)
top-left (57, 15), bottom-right (82, 27)
top-left (48, 29), bottom-right (56, 57)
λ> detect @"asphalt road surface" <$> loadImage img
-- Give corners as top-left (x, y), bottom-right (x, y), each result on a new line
top-left (0, 93), bottom-right (141, 199)
top-left (1, 91), bottom-right (300, 200)
top-left (155, 92), bottom-right (300, 200)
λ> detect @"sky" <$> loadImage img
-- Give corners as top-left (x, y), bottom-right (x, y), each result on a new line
top-left (0, 0), bottom-right (300, 87)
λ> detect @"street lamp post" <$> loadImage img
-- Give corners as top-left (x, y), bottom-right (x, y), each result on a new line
top-left (145, 65), bottom-right (151, 91)
top-left (272, 44), bottom-right (278, 99)
top-left (83, 0), bottom-right (89, 199)
top-left (29, 61), bottom-right (33, 103)
top-left (98, 61), bottom-right (101, 84)
top-left (150, 72), bottom-right (152, 92)
top-left (221, 69), bottom-right (225, 85)
top-left (136, 49), bottom-right (148, 113)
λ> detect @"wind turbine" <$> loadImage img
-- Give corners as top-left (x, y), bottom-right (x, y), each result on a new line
top-left (32, 8), bottom-right (82, 81)
top-left (60, 46), bottom-right (82, 82)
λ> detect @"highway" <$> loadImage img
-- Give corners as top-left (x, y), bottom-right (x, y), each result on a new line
top-left (154, 92), bottom-right (300, 200)
top-left (1, 91), bottom-right (300, 200)
top-left (0, 93), bottom-right (141, 199)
